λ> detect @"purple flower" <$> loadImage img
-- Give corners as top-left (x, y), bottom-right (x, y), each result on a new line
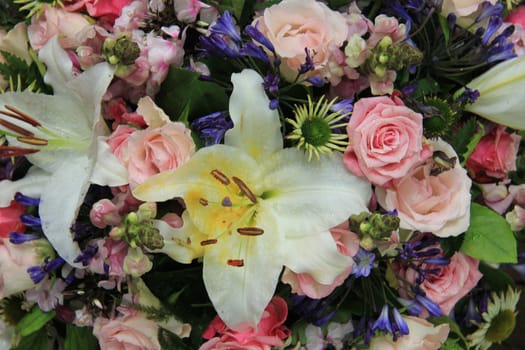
top-left (191, 111), bottom-right (233, 146)
top-left (372, 305), bottom-right (393, 334)
top-left (210, 11), bottom-right (242, 45)
top-left (352, 248), bottom-right (375, 278)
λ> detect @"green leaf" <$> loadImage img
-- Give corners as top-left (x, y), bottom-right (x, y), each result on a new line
top-left (12, 328), bottom-right (50, 350)
top-left (429, 315), bottom-right (467, 346)
top-left (158, 328), bottom-right (194, 350)
top-left (155, 67), bottom-right (228, 123)
top-left (460, 203), bottom-right (517, 263)
top-left (479, 262), bottom-right (515, 291)
top-left (64, 325), bottom-right (98, 350)
top-left (15, 306), bottom-right (55, 337)
top-left (438, 15), bottom-right (450, 46)
top-left (445, 118), bottom-right (480, 164)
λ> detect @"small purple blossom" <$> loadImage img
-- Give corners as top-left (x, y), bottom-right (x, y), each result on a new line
top-left (415, 293), bottom-right (443, 317)
top-left (20, 214), bottom-right (41, 229)
top-left (240, 42), bottom-right (270, 64)
top-left (244, 24), bottom-right (275, 53)
top-left (298, 48), bottom-right (315, 75)
top-left (352, 248), bottom-right (375, 278)
top-left (14, 193), bottom-right (40, 206)
top-left (210, 11), bottom-right (242, 45)
top-left (74, 245), bottom-right (99, 266)
top-left (9, 232), bottom-right (41, 244)
top-left (191, 111), bottom-right (234, 146)
top-left (371, 305), bottom-right (393, 334)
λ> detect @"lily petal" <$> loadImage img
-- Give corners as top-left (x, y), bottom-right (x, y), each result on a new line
top-left (225, 69), bottom-right (282, 161)
top-left (38, 36), bottom-right (74, 96)
top-left (203, 206), bottom-right (283, 330)
top-left (91, 136), bottom-right (128, 186)
top-left (0, 167), bottom-right (49, 207)
top-left (261, 148), bottom-right (371, 237)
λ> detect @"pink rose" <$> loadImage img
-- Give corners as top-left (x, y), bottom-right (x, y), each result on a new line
top-left (396, 251), bottom-right (482, 316)
top-left (0, 238), bottom-right (43, 298)
top-left (376, 139), bottom-right (471, 237)
top-left (369, 316), bottom-right (449, 350)
top-left (106, 124), bottom-right (136, 162)
top-left (85, 0), bottom-right (132, 20)
top-left (28, 4), bottom-right (90, 50)
top-left (506, 6), bottom-right (525, 27)
top-left (441, 0), bottom-right (497, 17)
top-left (200, 296), bottom-right (291, 350)
top-left (124, 122), bottom-right (195, 186)
top-left (254, 0), bottom-right (348, 80)
top-left (344, 96), bottom-right (432, 187)
top-left (466, 126), bottom-right (521, 182)
top-left (281, 222), bottom-right (359, 298)
top-left (0, 200), bottom-right (26, 238)
top-left (93, 313), bottom-right (161, 350)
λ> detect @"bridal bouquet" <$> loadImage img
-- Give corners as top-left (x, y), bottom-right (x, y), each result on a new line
top-left (1, 0), bottom-right (525, 349)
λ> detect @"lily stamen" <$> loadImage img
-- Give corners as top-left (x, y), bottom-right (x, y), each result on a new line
top-left (237, 227), bottom-right (264, 236)
top-left (227, 259), bottom-right (244, 267)
top-left (200, 239), bottom-right (218, 246)
top-left (3, 105), bottom-right (41, 127)
top-left (17, 136), bottom-right (48, 146)
top-left (232, 176), bottom-right (257, 204)
top-left (211, 169), bottom-right (231, 185)
top-left (0, 146), bottom-right (39, 156)
top-left (0, 118), bottom-right (34, 137)
top-left (199, 198), bottom-right (209, 206)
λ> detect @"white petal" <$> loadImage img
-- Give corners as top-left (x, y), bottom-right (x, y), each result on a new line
top-left (283, 230), bottom-right (352, 285)
top-left (261, 149), bottom-right (371, 237)
top-left (0, 167), bottom-right (49, 207)
top-left (225, 69), bottom-right (283, 161)
top-left (136, 96), bottom-right (170, 128)
top-left (466, 55), bottom-right (525, 130)
top-left (90, 136), bottom-right (128, 186)
top-left (39, 155), bottom-right (94, 266)
top-left (202, 207), bottom-right (283, 330)
top-left (38, 36), bottom-right (74, 96)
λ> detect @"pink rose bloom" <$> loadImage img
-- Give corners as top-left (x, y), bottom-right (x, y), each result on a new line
top-left (369, 316), bottom-right (449, 350)
top-left (28, 4), bottom-right (90, 50)
top-left (0, 200), bottom-right (26, 238)
top-left (441, 0), bottom-right (497, 17)
top-left (124, 122), bottom-right (195, 186)
top-left (0, 238), bottom-right (43, 299)
top-left (466, 125), bottom-right (521, 182)
top-left (376, 138), bottom-right (471, 237)
top-left (254, 0), bottom-right (348, 80)
top-left (107, 124), bottom-right (136, 162)
top-left (344, 96), bottom-right (432, 187)
top-left (281, 222), bottom-right (359, 298)
top-left (200, 296), bottom-right (291, 350)
top-left (396, 251), bottom-right (482, 316)
top-left (93, 313), bottom-right (161, 350)
top-left (507, 6), bottom-right (525, 27)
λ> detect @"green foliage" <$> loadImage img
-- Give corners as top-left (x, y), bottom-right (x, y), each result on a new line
top-left (0, 0), bottom-right (26, 30)
top-left (444, 118), bottom-right (482, 165)
top-left (12, 328), bottom-right (51, 350)
top-left (158, 328), bottom-right (194, 350)
top-left (0, 51), bottom-right (49, 93)
top-left (64, 324), bottom-right (98, 350)
top-left (460, 203), bottom-right (517, 263)
top-left (479, 262), bottom-right (515, 292)
top-left (429, 316), bottom-right (468, 348)
top-left (155, 67), bottom-right (228, 124)
top-left (15, 306), bottom-right (55, 337)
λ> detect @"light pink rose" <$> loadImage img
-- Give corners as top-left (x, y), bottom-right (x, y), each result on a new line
top-left (0, 238), bottom-right (43, 299)
top-left (93, 313), bottom-right (161, 350)
top-left (281, 222), bottom-right (359, 298)
top-left (344, 96), bottom-right (432, 187)
top-left (124, 122), bottom-right (195, 186)
top-left (107, 124), bottom-right (136, 162)
top-left (369, 316), bottom-right (449, 350)
top-left (200, 296), bottom-right (291, 350)
top-left (396, 251), bottom-right (482, 316)
top-left (441, 0), bottom-right (497, 17)
top-left (466, 125), bottom-right (521, 182)
top-left (254, 0), bottom-right (348, 80)
top-left (376, 139), bottom-right (471, 237)
top-left (28, 4), bottom-right (90, 50)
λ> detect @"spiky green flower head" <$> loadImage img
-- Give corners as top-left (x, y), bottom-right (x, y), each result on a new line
top-left (420, 96), bottom-right (457, 139)
top-left (467, 287), bottom-right (521, 350)
top-left (286, 96), bottom-right (350, 161)
top-left (14, 0), bottom-right (63, 18)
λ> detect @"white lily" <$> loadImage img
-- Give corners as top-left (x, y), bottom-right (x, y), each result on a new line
top-left (0, 36), bottom-right (125, 266)
top-left (134, 69), bottom-right (371, 329)
top-left (464, 54), bottom-right (525, 130)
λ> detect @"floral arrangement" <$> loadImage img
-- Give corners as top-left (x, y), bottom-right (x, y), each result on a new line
top-left (1, 0), bottom-right (525, 349)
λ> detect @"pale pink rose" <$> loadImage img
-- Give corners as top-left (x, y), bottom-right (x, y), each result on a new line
top-left (124, 122), bottom-right (194, 186)
top-left (28, 4), bottom-right (90, 50)
top-left (377, 139), bottom-right (471, 237)
top-left (369, 316), bottom-right (449, 350)
top-left (396, 251), bottom-right (482, 316)
top-left (344, 96), bottom-right (432, 187)
top-left (0, 200), bottom-right (26, 238)
top-left (93, 313), bottom-right (161, 350)
top-left (441, 0), bottom-right (497, 17)
top-left (466, 125), bottom-right (521, 182)
top-left (0, 238), bottom-right (43, 299)
top-left (107, 124), bottom-right (136, 162)
top-left (281, 222), bottom-right (359, 298)
top-left (200, 296), bottom-right (290, 350)
top-left (254, 0), bottom-right (348, 80)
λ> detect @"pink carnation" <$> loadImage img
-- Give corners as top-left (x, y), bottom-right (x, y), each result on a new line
top-left (200, 296), bottom-right (291, 350)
